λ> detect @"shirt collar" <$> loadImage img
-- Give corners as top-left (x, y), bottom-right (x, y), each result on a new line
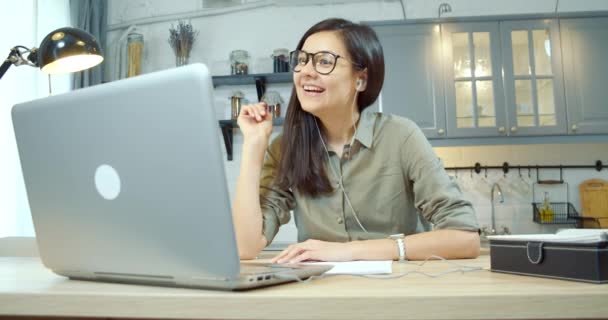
top-left (354, 107), bottom-right (375, 149)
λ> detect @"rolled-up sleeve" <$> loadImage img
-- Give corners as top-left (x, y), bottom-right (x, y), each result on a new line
top-left (400, 124), bottom-right (479, 232)
top-left (260, 136), bottom-right (296, 245)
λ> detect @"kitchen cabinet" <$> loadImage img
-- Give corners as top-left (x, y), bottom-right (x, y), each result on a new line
top-left (442, 22), bottom-right (507, 138)
top-left (560, 17), bottom-right (608, 135)
top-left (500, 19), bottom-right (568, 136)
top-left (373, 15), bottom-right (608, 142)
top-left (442, 19), bottom-right (568, 138)
top-left (372, 23), bottom-right (447, 138)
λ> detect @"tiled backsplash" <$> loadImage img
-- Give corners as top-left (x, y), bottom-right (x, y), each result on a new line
top-left (436, 144), bottom-right (608, 236)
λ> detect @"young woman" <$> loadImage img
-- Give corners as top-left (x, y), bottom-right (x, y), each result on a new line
top-left (232, 18), bottom-right (480, 263)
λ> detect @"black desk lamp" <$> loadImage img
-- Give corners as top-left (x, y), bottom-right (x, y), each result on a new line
top-left (0, 27), bottom-right (103, 80)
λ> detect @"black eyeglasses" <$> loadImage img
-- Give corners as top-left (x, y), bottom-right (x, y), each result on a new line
top-left (289, 50), bottom-right (362, 75)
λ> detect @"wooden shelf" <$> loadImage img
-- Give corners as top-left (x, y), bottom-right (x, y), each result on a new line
top-left (219, 118), bottom-right (285, 161)
top-left (213, 73), bottom-right (291, 161)
top-left (212, 72), bottom-right (293, 87)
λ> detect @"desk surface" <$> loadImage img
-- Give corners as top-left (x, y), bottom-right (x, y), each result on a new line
top-left (0, 255), bottom-right (607, 320)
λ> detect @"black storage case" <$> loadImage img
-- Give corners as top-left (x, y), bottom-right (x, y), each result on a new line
top-left (490, 239), bottom-right (608, 284)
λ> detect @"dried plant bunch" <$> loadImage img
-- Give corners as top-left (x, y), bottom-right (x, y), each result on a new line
top-left (168, 20), bottom-right (199, 58)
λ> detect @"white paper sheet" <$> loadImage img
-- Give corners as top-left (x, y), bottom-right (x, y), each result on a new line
top-left (303, 260), bottom-right (393, 275)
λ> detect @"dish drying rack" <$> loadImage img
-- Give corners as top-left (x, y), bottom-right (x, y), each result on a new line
top-left (531, 168), bottom-right (579, 225)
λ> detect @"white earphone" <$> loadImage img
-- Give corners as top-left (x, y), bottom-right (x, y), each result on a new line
top-left (356, 79), bottom-right (364, 91)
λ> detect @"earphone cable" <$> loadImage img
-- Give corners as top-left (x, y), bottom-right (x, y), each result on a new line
top-left (313, 89), bottom-right (369, 233)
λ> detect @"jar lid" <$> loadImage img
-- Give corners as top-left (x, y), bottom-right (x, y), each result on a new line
top-left (229, 90), bottom-right (244, 98)
top-left (271, 48), bottom-right (289, 57)
top-left (127, 32), bottom-right (144, 42)
top-left (230, 49), bottom-right (249, 58)
top-left (261, 91), bottom-right (283, 105)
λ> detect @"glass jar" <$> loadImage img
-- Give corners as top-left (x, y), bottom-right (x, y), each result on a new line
top-left (229, 91), bottom-right (245, 119)
top-left (261, 91), bottom-right (283, 118)
top-left (230, 50), bottom-right (250, 75)
top-left (271, 48), bottom-right (289, 73)
top-left (127, 33), bottom-right (144, 77)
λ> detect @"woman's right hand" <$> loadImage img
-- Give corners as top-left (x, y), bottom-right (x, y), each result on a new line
top-left (237, 102), bottom-right (274, 145)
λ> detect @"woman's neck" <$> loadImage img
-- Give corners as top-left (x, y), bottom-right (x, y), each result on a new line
top-left (318, 109), bottom-right (360, 148)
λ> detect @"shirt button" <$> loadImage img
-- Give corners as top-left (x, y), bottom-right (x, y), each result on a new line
top-left (337, 217), bottom-right (344, 224)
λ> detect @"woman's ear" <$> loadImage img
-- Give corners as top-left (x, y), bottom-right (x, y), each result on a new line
top-left (356, 79), bottom-right (365, 91)
top-left (356, 68), bottom-right (369, 92)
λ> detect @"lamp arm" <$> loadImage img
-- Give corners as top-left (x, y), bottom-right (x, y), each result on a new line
top-left (0, 46), bottom-right (38, 80)
top-left (0, 48), bottom-right (20, 80)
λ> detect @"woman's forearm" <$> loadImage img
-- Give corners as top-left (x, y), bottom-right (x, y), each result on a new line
top-left (349, 230), bottom-right (480, 261)
top-left (404, 229), bottom-right (480, 260)
top-left (232, 138), bottom-right (268, 259)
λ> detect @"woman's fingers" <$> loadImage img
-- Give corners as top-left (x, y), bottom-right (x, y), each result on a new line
top-left (288, 250), bottom-right (314, 264)
top-left (272, 241), bottom-right (318, 264)
top-left (270, 249), bottom-right (286, 263)
top-left (270, 246), bottom-right (290, 263)
top-left (240, 102), bottom-right (267, 121)
top-left (272, 246), bottom-right (301, 264)
top-left (277, 249), bottom-right (305, 264)
top-left (272, 244), bottom-right (301, 264)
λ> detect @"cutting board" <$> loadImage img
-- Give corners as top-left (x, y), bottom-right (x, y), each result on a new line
top-left (579, 179), bottom-right (608, 228)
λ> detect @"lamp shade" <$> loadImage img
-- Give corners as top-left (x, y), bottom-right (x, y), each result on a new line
top-left (37, 27), bottom-right (104, 74)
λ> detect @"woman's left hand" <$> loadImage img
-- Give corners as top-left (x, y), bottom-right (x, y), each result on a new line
top-left (270, 239), bottom-right (354, 264)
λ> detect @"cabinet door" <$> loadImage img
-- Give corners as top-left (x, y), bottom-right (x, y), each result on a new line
top-left (561, 17), bottom-right (608, 135)
top-left (501, 19), bottom-right (567, 136)
top-left (373, 23), bottom-right (446, 138)
top-left (442, 22), bottom-right (507, 138)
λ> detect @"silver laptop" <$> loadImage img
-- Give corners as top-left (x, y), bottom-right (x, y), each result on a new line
top-left (11, 64), bottom-right (330, 290)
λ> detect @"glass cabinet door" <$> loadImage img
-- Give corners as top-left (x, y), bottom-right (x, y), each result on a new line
top-left (443, 22), bottom-right (506, 137)
top-left (501, 20), bottom-right (567, 135)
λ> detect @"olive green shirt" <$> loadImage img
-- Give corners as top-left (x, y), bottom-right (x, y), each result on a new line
top-left (259, 109), bottom-right (479, 245)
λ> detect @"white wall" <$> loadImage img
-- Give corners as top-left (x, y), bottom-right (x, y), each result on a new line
top-left (0, 0), bottom-right (37, 237)
top-left (0, 0), bottom-right (71, 237)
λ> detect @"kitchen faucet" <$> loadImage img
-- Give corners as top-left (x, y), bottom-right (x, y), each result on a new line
top-left (490, 182), bottom-right (504, 235)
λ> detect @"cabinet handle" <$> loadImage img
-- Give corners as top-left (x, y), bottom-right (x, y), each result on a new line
top-left (510, 126), bottom-right (518, 133)
top-left (571, 124), bottom-right (578, 132)
top-left (498, 127), bottom-right (506, 134)
top-left (437, 128), bottom-right (445, 135)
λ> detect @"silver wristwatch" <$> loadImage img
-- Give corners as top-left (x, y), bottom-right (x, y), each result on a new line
top-left (389, 233), bottom-right (406, 261)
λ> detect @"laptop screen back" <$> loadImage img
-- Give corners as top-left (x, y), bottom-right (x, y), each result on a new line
top-left (12, 64), bottom-right (241, 282)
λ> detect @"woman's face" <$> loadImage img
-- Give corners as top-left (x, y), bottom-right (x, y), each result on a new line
top-left (294, 31), bottom-right (360, 117)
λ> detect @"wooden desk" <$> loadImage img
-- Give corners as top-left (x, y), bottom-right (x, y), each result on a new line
top-left (0, 256), bottom-right (607, 320)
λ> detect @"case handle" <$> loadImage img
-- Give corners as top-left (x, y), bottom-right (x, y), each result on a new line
top-left (526, 242), bottom-right (544, 265)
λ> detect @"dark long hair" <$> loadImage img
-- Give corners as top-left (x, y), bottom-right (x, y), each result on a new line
top-left (276, 18), bottom-right (385, 197)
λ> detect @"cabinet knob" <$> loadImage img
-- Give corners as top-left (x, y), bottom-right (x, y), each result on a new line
top-left (571, 124), bottom-right (578, 132)
top-left (437, 128), bottom-right (445, 135)
top-left (498, 127), bottom-right (506, 134)
top-left (510, 126), bottom-right (518, 133)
